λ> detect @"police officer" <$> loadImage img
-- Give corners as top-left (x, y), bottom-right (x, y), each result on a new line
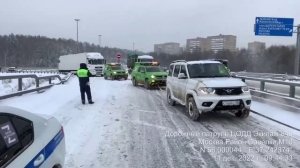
top-left (77, 63), bottom-right (94, 104)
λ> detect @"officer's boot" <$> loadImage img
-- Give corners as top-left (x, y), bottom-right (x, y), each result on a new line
top-left (88, 100), bottom-right (94, 104)
top-left (82, 100), bottom-right (85, 104)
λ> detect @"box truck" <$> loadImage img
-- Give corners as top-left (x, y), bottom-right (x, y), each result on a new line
top-left (58, 52), bottom-right (106, 76)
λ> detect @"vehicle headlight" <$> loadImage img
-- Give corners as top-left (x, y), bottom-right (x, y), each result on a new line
top-left (197, 87), bottom-right (215, 95)
top-left (242, 86), bottom-right (250, 92)
top-left (151, 75), bottom-right (155, 79)
top-left (113, 71), bottom-right (117, 74)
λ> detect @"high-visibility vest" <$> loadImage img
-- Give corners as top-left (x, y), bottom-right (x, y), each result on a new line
top-left (77, 69), bottom-right (89, 77)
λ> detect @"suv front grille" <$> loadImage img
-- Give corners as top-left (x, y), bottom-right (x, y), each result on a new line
top-left (215, 87), bottom-right (242, 95)
top-left (117, 71), bottom-right (125, 74)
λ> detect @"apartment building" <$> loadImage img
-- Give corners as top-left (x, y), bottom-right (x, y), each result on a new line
top-left (154, 42), bottom-right (182, 55)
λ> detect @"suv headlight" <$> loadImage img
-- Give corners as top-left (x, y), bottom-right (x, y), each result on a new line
top-left (151, 75), bottom-right (155, 79)
top-left (242, 86), bottom-right (249, 92)
top-left (197, 87), bottom-right (215, 95)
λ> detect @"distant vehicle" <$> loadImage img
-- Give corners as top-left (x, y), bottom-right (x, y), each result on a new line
top-left (167, 60), bottom-right (251, 120)
top-left (127, 53), bottom-right (138, 70)
top-left (104, 63), bottom-right (128, 80)
top-left (131, 62), bottom-right (168, 89)
top-left (127, 54), bottom-right (154, 71)
top-left (137, 55), bottom-right (154, 62)
top-left (208, 59), bottom-right (229, 67)
top-left (58, 52), bottom-right (106, 76)
top-left (7, 67), bottom-right (17, 72)
top-left (0, 106), bottom-right (65, 168)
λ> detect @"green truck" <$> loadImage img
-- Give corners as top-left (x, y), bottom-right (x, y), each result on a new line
top-left (104, 63), bottom-right (128, 80)
top-left (131, 62), bottom-right (167, 89)
top-left (127, 54), bottom-right (154, 73)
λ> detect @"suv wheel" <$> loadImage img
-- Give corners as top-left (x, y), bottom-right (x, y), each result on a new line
top-left (144, 79), bottom-right (150, 89)
top-left (132, 78), bottom-right (137, 86)
top-left (167, 89), bottom-right (176, 106)
top-left (104, 75), bottom-right (107, 80)
top-left (187, 97), bottom-right (200, 121)
top-left (235, 108), bottom-right (250, 118)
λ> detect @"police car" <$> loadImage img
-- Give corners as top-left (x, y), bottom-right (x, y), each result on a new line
top-left (131, 62), bottom-right (168, 89)
top-left (103, 63), bottom-right (128, 80)
top-left (0, 106), bottom-right (65, 168)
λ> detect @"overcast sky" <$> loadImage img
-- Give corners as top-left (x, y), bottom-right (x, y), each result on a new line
top-left (0, 0), bottom-right (299, 52)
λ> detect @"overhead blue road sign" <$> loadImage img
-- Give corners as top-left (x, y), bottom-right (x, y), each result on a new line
top-left (255, 17), bottom-right (294, 36)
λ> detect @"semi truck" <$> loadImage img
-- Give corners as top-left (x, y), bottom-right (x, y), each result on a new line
top-left (58, 52), bottom-right (106, 76)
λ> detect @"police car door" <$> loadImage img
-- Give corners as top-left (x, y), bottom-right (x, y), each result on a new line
top-left (137, 67), bottom-right (145, 83)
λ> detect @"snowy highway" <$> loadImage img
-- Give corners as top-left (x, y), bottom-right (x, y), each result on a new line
top-left (1, 77), bottom-right (300, 168)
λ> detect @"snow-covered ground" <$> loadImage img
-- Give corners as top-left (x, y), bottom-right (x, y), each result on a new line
top-left (252, 101), bottom-right (300, 130)
top-left (0, 72), bottom-right (65, 96)
top-left (0, 77), bottom-right (300, 167)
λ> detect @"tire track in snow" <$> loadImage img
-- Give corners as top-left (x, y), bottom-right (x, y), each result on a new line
top-left (153, 90), bottom-right (300, 167)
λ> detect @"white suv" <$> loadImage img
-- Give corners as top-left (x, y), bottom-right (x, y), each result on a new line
top-left (166, 60), bottom-right (251, 120)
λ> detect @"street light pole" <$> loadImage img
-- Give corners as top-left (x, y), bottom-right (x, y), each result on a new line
top-left (75, 19), bottom-right (80, 53)
top-left (295, 25), bottom-right (300, 75)
top-left (4, 54), bottom-right (7, 68)
top-left (294, 25), bottom-right (300, 75)
top-left (98, 35), bottom-right (102, 48)
top-left (133, 42), bottom-right (135, 52)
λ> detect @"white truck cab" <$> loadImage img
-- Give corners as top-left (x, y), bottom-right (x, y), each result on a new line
top-left (166, 60), bottom-right (252, 120)
top-left (86, 53), bottom-right (106, 76)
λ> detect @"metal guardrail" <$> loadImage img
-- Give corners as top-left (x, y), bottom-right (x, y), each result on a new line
top-left (0, 73), bottom-right (72, 100)
top-left (5, 69), bottom-right (60, 74)
top-left (235, 76), bottom-right (300, 98)
top-left (233, 72), bottom-right (300, 81)
top-left (19, 69), bottom-right (59, 74)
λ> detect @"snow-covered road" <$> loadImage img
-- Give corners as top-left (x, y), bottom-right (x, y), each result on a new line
top-left (1, 77), bottom-right (300, 168)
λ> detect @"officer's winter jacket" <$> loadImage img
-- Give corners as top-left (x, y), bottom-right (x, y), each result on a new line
top-left (77, 63), bottom-right (92, 86)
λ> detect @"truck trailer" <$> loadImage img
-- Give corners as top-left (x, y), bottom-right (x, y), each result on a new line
top-left (58, 52), bottom-right (106, 76)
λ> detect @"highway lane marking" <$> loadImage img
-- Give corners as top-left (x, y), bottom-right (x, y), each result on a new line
top-left (138, 109), bottom-right (157, 114)
top-left (122, 118), bottom-right (174, 132)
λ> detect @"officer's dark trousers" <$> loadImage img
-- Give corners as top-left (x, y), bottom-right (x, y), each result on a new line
top-left (80, 85), bottom-right (92, 102)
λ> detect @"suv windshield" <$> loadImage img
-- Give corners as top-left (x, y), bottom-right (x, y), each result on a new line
top-left (187, 63), bottom-right (230, 78)
top-left (145, 66), bottom-right (163, 72)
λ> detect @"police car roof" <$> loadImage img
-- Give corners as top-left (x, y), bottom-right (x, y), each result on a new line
top-left (187, 60), bottom-right (221, 64)
top-left (138, 55), bottom-right (154, 59)
top-left (0, 106), bottom-right (52, 121)
top-left (107, 63), bottom-right (121, 65)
